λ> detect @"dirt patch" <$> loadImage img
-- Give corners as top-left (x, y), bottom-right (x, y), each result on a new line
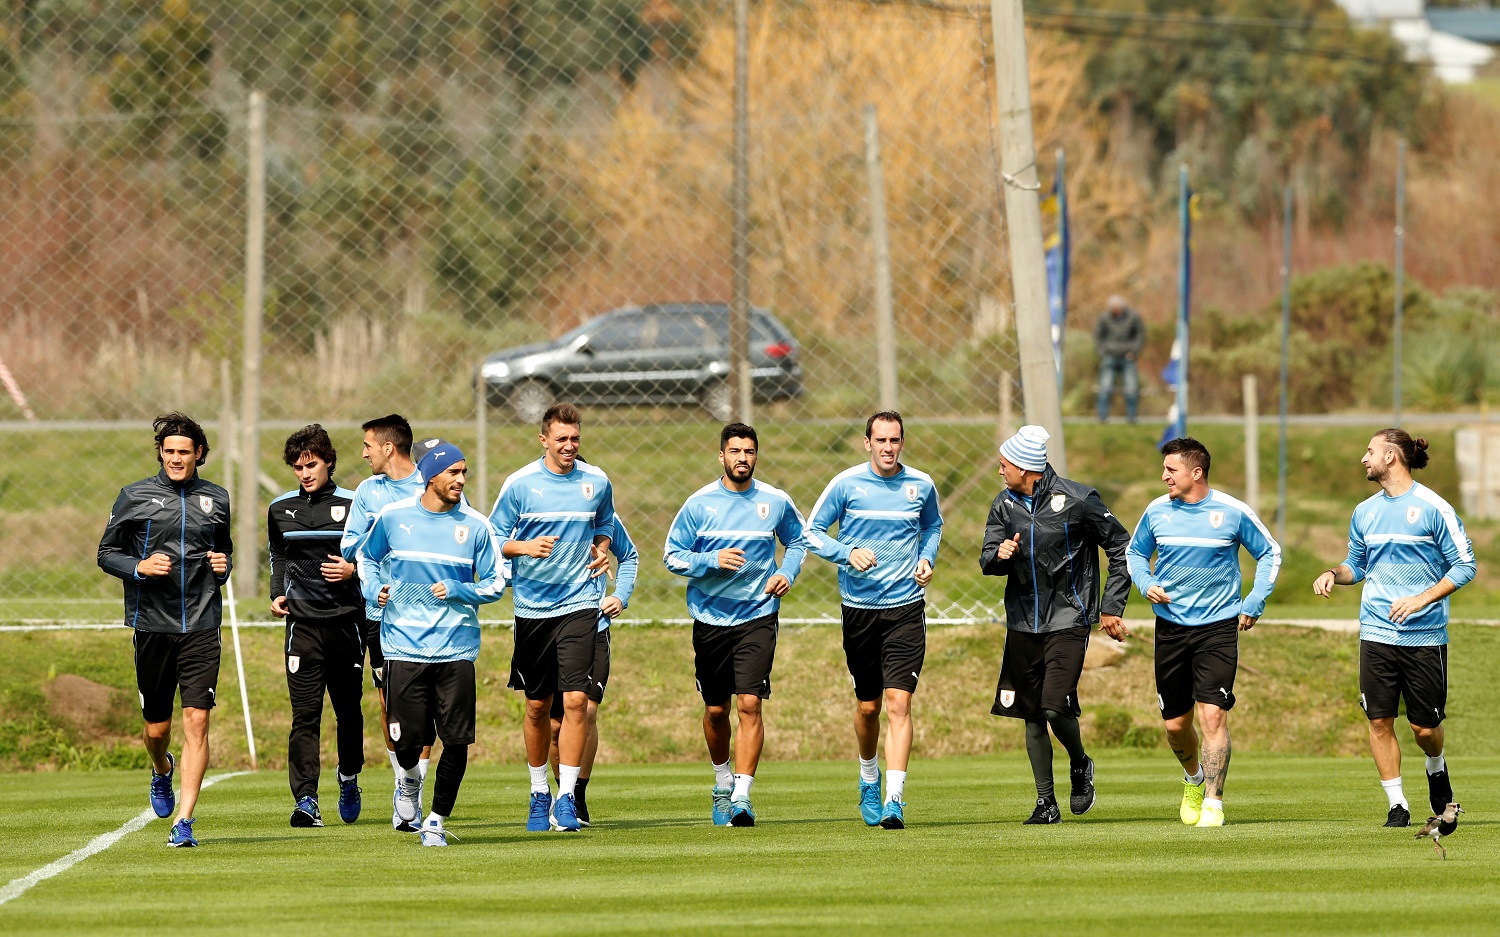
top-left (44, 673), bottom-right (132, 739)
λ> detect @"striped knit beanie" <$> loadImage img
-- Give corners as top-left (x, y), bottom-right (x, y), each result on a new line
top-left (999, 425), bottom-right (1049, 472)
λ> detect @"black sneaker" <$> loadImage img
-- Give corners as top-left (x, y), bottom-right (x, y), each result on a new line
top-left (575, 797), bottom-right (591, 828)
top-left (1426, 770), bottom-right (1453, 817)
top-left (1023, 797), bottom-right (1061, 825)
top-left (1384, 804), bottom-right (1410, 828)
top-left (1069, 757), bottom-right (1096, 815)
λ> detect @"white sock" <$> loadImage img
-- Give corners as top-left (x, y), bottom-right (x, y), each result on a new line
top-left (528, 763), bottom-right (550, 794)
top-left (418, 758), bottom-right (430, 781)
top-left (1382, 776), bottom-right (1408, 810)
top-left (713, 760), bottom-right (733, 790)
top-left (337, 770), bottom-right (357, 783)
top-left (1185, 766), bottom-right (1205, 785)
top-left (559, 764), bottom-right (581, 798)
top-left (885, 769), bottom-right (907, 804)
top-left (423, 811), bottom-right (445, 829)
top-left (1203, 797), bottom-right (1223, 811)
top-left (732, 773), bottom-right (754, 801)
top-left (388, 750), bottom-right (400, 776)
top-left (859, 756), bottom-right (879, 784)
top-left (399, 762), bottom-right (420, 782)
top-left (1425, 752), bottom-right (1446, 775)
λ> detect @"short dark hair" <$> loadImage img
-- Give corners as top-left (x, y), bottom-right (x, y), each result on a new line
top-left (865, 410), bottom-right (904, 439)
top-left (153, 412), bottom-right (209, 466)
top-left (542, 402), bottom-right (582, 433)
top-left (283, 424), bottom-right (337, 473)
top-left (361, 414), bottom-right (412, 457)
top-left (1161, 436), bottom-right (1211, 477)
top-left (1376, 427), bottom-right (1430, 470)
top-left (720, 422), bottom-right (758, 450)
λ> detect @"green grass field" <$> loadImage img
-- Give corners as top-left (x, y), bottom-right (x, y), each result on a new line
top-left (2, 754), bottom-right (1497, 935)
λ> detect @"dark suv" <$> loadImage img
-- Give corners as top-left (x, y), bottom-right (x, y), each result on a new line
top-left (479, 303), bottom-right (803, 422)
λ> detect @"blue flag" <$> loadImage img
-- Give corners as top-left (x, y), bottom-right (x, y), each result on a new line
top-left (1161, 168), bottom-right (1194, 448)
top-left (1043, 153), bottom-right (1070, 387)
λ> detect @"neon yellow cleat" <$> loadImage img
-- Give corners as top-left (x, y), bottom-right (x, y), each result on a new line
top-left (1180, 779), bottom-right (1206, 825)
top-left (1196, 804), bottom-right (1225, 827)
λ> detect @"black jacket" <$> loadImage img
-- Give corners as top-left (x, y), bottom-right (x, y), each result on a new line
top-left (979, 466), bottom-right (1130, 633)
top-left (98, 469), bottom-right (234, 633)
top-left (267, 480), bottom-right (362, 621)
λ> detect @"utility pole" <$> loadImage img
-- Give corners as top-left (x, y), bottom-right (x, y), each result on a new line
top-left (729, 0), bottom-right (753, 423)
top-left (864, 104), bottom-right (898, 411)
top-left (1393, 139), bottom-right (1406, 425)
top-left (236, 90), bottom-right (266, 601)
top-left (989, 0), bottom-right (1065, 472)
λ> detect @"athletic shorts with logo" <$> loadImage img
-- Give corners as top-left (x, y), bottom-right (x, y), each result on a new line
top-left (134, 627), bottom-right (221, 722)
top-left (509, 608), bottom-right (597, 700)
top-left (1359, 639), bottom-right (1446, 728)
top-left (991, 624), bottom-right (1087, 720)
top-left (693, 613), bottom-right (777, 705)
top-left (359, 617), bottom-right (385, 689)
top-left (1154, 616), bottom-right (1239, 719)
top-left (550, 629), bottom-right (612, 719)
top-left (842, 600), bottom-right (926, 701)
top-left (385, 659), bottom-right (477, 746)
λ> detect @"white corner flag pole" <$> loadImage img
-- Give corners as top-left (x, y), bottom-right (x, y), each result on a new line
top-left (224, 580), bottom-right (258, 771)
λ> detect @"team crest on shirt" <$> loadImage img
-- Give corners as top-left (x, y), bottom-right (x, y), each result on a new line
top-left (757, 502), bottom-right (770, 520)
top-left (287, 656), bottom-right (300, 674)
top-left (1050, 494), bottom-right (1066, 513)
top-left (454, 525), bottom-right (470, 545)
top-left (1209, 511), bottom-right (1225, 529)
top-left (331, 506), bottom-right (345, 522)
top-left (905, 484), bottom-right (919, 502)
top-left (199, 496), bottom-right (214, 513)
top-left (581, 482), bottom-right (595, 499)
top-left (1000, 689), bottom-right (1016, 708)
top-left (1406, 506), bottom-right (1421, 524)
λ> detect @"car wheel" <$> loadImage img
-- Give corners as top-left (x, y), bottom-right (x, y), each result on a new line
top-left (509, 379), bottom-right (555, 424)
top-left (699, 381), bottom-right (732, 422)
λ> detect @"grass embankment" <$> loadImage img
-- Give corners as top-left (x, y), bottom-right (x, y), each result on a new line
top-left (1, 420), bottom-right (1496, 623)
top-left (4, 622), bottom-right (1498, 773)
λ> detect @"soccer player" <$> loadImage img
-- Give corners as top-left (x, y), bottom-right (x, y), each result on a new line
top-left (489, 403), bottom-right (614, 833)
top-left (97, 412), bottom-right (232, 848)
top-left (1312, 429), bottom-right (1476, 828)
top-left (358, 441), bottom-right (503, 846)
top-left (268, 424), bottom-right (364, 827)
top-left (1126, 437), bottom-right (1281, 828)
top-left (339, 414), bottom-right (432, 830)
top-left (980, 425), bottom-right (1130, 825)
top-left (665, 423), bottom-right (807, 827)
top-left (548, 515), bottom-right (639, 826)
top-left (804, 411), bottom-right (942, 829)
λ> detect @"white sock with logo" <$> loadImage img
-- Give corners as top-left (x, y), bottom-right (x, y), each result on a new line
top-left (859, 756), bottom-right (879, 784)
top-left (388, 750), bottom-right (400, 777)
top-left (713, 760), bottom-right (733, 790)
top-left (528, 763), bottom-right (550, 794)
top-left (559, 764), bottom-right (581, 798)
top-left (1203, 797), bottom-right (1223, 811)
top-left (732, 774), bottom-right (754, 801)
top-left (885, 769), bottom-right (907, 804)
top-left (1185, 766), bottom-right (1205, 785)
top-left (417, 758), bottom-right (430, 781)
top-left (1382, 776), bottom-right (1408, 810)
top-left (423, 812), bottom-right (445, 829)
top-left (1425, 751), bottom-right (1446, 775)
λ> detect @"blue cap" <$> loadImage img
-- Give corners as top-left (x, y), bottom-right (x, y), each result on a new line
top-left (416, 439), bottom-right (466, 483)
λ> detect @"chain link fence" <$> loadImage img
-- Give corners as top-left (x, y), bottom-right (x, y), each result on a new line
top-left (0, 0), bottom-right (1029, 624)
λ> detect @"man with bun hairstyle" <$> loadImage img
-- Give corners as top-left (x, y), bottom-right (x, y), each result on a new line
top-left (1313, 429), bottom-right (1475, 828)
top-left (981, 424), bottom-right (1131, 825)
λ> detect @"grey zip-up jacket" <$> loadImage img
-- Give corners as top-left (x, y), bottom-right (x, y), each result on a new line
top-left (979, 466), bottom-right (1130, 633)
top-left (98, 469), bottom-right (234, 633)
top-left (1094, 307), bottom-right (1146, 359)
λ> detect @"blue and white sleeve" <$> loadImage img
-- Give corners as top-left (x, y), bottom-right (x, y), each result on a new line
top-left (663, 503), bottom-right (718, 578)
top-left (1433, 507), bottom-right (1477, 589)
top-left (339, 485), bottom-right (374, 561)
top-left (774, 499), bottom-right (808, 585)
top-left (594, 479), bottom-right (617, 543)
top-left (453, 525), bottom-right (505, 606)
top-left (1126, 512), bottom-right (1158, 596)
top-left (488, 484), bottom-right (521, 546)
top-left (1341, 514), bottom-right (1368, 583)
top-left (1238, 509), bottom-right (1281, 618)
top-left (613, 529), bottom-right (640, 609)
top-left (918, 487), bottom-right (943, 565)
top-left (804, 478), bottom-right (852, 564)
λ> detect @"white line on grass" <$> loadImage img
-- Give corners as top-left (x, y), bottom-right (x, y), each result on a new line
top-left (0, 771), bottom-right (251, 908)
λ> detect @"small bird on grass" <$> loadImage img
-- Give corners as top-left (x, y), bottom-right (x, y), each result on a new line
top-left (1414, 803), bottom-right (1463, 859)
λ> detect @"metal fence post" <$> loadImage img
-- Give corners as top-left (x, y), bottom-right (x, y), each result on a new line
top-left (235, 90), bottom-right (266, 601)
top-left (865, 104), bottom-right (898, 412)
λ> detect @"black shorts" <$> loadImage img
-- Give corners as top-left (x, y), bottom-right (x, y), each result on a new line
top-left (550, 628), bottom-right (612, 718)
top-left (359, 617), bottom-right (385, 689)
top-left (693, 614), bottom-right (777, 705)
top-left (842, 600), bottom-right (927, 701)
top-left (385, 659), bottom-right (477, 746)
top-left (134, 628), bottom-right (221, 723)
top-left (509, 609), bottom-right (598, 700)
top-left (1154, 616), bottom-right (1239, 719)
top-left (991, 625), bottom-right (1087, 721)
top-left (1359, 640), bottom-right (1447, 727)
top-left (285, 614), bottom-right (365, 685)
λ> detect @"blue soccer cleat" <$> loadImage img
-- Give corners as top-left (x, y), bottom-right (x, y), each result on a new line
top-left (553, 792), bottom-right (582, 832)
top-left (729, 797), bottom-right (756, 827)
top-left (166, 817), bottom-right (198, 847)
top-left (880, 800), bottom-right (906, 830)
top-left (290, 795), bottom-right (323, 828)
top-left (527, 791), bottom-right (553, 832)
top-left (859, 780), bottom-right (882, 826)
top-left (711, 786), bottom-right (733, 826)
top-left (338, 776), bottom-right (361, 824)
top-left (149, 752), bottom-right (176, 819)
